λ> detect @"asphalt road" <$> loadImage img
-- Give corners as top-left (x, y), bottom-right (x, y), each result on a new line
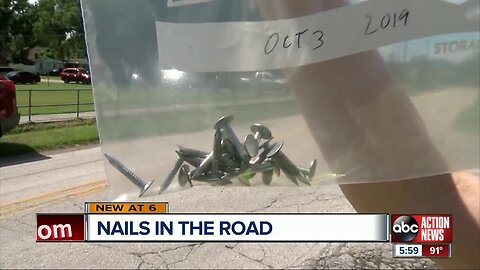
top-left (0, 145), bottom-right (436, 269)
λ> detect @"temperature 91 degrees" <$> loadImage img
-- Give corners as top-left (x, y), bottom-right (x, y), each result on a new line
top-left (423, 244), bottom-right (450, 257)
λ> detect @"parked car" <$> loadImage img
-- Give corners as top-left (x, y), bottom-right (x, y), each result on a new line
top-left (48, 68), bottom-right (62, 76)
top-left (0, 66), bottom-right (15, 76)
top-left (0, 74), bottom-right (20, 137)
top-left (253, 72), bottom-right (287, 85)
top-left (6, 71), bottom-right (40, 84)
top-left (240, 71), bottom-right (288, 87)
top-left (60, 68), bottom-right (91, 84)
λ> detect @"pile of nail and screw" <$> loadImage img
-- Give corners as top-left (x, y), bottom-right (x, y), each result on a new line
top-left (105, 115), bottom-right (316, 197)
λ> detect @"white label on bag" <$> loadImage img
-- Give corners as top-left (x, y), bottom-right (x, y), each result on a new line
top-left (156, 0), bottom-right (479, 72)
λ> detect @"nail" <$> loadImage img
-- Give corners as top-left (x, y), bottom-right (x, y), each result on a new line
top-left (221, 162), bottom-right (275, 186)
top-left (219, 153), bottom-right (242, 171)
top-left (104, 154), bottom-right (154, 197)
top-left (159, 155), bottom-right (185, 194)
top-left (176, 150), bottom-right (202, 167)
top-left (190, 173), bottom-right (222, 182)
top-left (250, 124), bottom-right (272, 141)
top-left (244, 134), bottom-right (259, 157)
top-left (251, 138), bottom-right (275, 165)
top-left (265, 141), bottom-right (283, 158)
top-left (268, 156), bottom-right (299, 185)
top-left (274, 151), bottom-right (310, 185)
top-left (262, 170), bottom-right (274, 185)
top-left (176, 145), bottom-right (208, 158)
top-left (297, 159), bottom-right (317, 181)
top-left (190, 152), bottom-right (214, 180)
top-left (178, 164), bottom-right (192, 187)
top-left (211, 129), bottom-right (222, 176)
top-left (221, 139), bottom-right (237, 159)
top-left (214, 115), bottom-right (249, 163)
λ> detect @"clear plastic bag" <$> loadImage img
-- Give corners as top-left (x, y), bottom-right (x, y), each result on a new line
top-left (80, 0), bottom-right (479, 199)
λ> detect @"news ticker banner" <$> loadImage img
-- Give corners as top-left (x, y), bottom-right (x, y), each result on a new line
top-left (36, 203), bottom-right (452, 250)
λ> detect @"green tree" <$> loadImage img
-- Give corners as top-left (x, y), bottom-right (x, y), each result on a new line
top-left (0, 0), bottom-right (38, 64)
top-left (33, 0), bottom-right (85, 60)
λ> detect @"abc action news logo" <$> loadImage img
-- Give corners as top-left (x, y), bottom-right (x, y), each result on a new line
top-left (391, 215), bottom-right (452, 243)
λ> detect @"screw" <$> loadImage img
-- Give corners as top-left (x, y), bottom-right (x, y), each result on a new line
top-left (250, 124), bottom-right (272, 142)
top-left (250, 161), bottom-right (275, 172)
top-left (244, 134), bottom-right (259, 157)
top-left (265, 141), bottom-right (283, 158)
top-left (176, 145), bottom-right (208, 158)
top-left (262, 170), bottom-right (274, 185)
top-left (211, 128), bottom-right (222, 177)
top-left (104, 154), bottom-right (154, 197)
top-left (190, 151), bottom-right (216, 180)
top-left (268, 156), bottom-right (298, 185)
top-left (274, 151), bottom-right (310, 185)
top-left (221, 139), bottom-right (237, 158)
top-left (178, 164), bottom-right (192, 187)
top-left (260, 142), bottom-right (303, 185)
top-left (221, 161), bottom-right (275, 185)
top-left (190, 172), bottom-right (222, 182)
top-left (214, 115), bottom-right (249, 164)
top-left (219, 153), bottom-right (242, 170)
top-left (297, 159), bottom-right (317, 181)
top-left (176, 150), bottom-right (203, 168)
top-left (250, 138), bottom-right (275, 165)
top-left (159, 155), bottom-right (185, 194)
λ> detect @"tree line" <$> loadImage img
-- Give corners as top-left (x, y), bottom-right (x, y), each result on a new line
top-left (0, 0), bottom-right (85, 65)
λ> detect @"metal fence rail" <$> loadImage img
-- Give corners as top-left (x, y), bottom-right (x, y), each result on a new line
top-left (16, 89), bottom-right (94, 123)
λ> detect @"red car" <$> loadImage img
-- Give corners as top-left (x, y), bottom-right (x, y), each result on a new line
top-left (0, 74), bottom-right (20, 137)
top-left (60, 68), bottom-right (91, 84)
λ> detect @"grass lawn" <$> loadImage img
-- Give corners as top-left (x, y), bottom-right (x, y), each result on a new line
top-left (0, 119), bottom-right (99, 157)
top-left (15, 82), bottom-right (94, 115)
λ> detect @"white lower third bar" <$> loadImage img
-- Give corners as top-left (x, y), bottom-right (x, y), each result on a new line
top-left (86, 213), bottom-right (389, 242)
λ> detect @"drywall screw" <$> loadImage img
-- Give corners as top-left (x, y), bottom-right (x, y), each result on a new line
top-left (244, 134), bottom-right (259, 157)
top-left (221, 161), bottom-right (275, 184)
top-left (176, 145), bottom-right (208, 158)
top-left (221, 139), bottom-right (237, 158)
top-left (250, 161), bottom-right (276, 172)
top-left (176, 150), bottom-right (203, 168)
top-left (190, 151), bottom-right (215, 180)
top-left (250, 138), bottom-right (275, 165)
top-left (211, 128), bottom-right (222, 177)
top-left (104, 154), bottom-right (154, 197)
top-left (250, 124), bottom-right (272, 142)
top-left (190, 172), bottom-right (223, 182)
top-left (262, 170), bottom-right (274, 185)
top-left (265, 141), bottom-right (283, 158)
top-left (273, 150), bottom-right (310, 185)
top-left (297, 159), bottom-right (317, 181)
top-left (219, 153), bottom-right (242, 170)
top-left (214, 115), bottom-right (249, 163)
top-left (159, 155), bottom-right (185, 194)
top-left (264, 157), bottom-right (281, 176)
top-left (261, 142), bottom-right (301, 185)
top-left (178, 164), bottom-right (192, 187)
top-left (267, 155), bottom-right (298, 185)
